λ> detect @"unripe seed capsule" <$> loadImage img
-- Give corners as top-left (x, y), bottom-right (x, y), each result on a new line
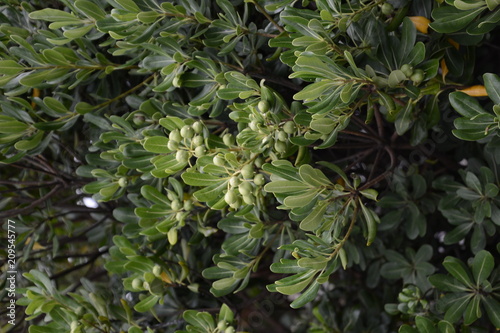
top-left (118, 177), bottom-right (128, 187)
top-left (258, 100), bottom-right (270, 112)
top-left (381, 2), bottom-right (394, 16)
top-left (253, 174), bottom-right (265, 186)
top-left (167, 140), bottom-right (179, 151)
top-left (239, 181), bottom-right (252, 195)
top-left (171, 199), bottom-right (182, 211)
top-left (194, 145), bottom-right (206, 157)
top-left (229, 198), bottom-right (241, 209)
top-left (241, 164), bottom-right (254, 179)
top-left (180, 125), bottom-right (194, 139)
top-left (192, 135), bottom-right (204, 147)
top-left (400, 64), bottom-right (413, 78)
top-left (242, 194), bottom-right (255, 205)
top-left (225, 190), bottom-right (238, 205)
top-left (213, 155), bottom-right (225, 166)
top-left (132, 278), bottom-right (142, 289)
top-left (169, 129), bottom-right (181, 142)
top-left (183, 199), bottom-right (193, 210)
top-left (192, 121), bottom-right (203, 134)
top-left (152, 265), bottom-right (162, 277)
top-left (133, 114), bottom-right (145, 126)
top-left (277, 130), bottom-right (287, 142)
top-left (283, 121), bottom-right (296, 134)
top-left (176, 150), bottom-right (189, 163)
top-left (223, 133), bottom-right (234, 146)
top-left (274, 141), bottom-right (287, 153)
top-left (229, 176), bottom-right (240, 188)
top-left (254, 157), bottom-right (264, 168)
top-left (410, 69), bottom-right (424, 84)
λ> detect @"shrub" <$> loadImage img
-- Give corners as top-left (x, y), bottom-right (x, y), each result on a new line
top-left (1, 0), bottom-right (500, 332)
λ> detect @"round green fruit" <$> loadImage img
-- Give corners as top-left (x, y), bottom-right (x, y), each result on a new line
top-left (180, 125), bottom-right (194, 139)
top-left (132, 278), bottom-right (142, 289)
top-left (410, 69), bottom-right (424, 84)
top-left (229, 176), bottom-right (240, 188)
top-left (253, 174), bottom-right (265, 186)
top-left (223, 133), bottom-right (234, 146)
top-left (167, 140), bottom-right (179, 151)
top-left (258, 100), bottom-right (270, 112)
top-left (283, 121), bottom-right (296, 134)
top-left (152, 265), bottom-right (161, 277)
top-left (381, 2), bottom-right (394, 16)
top-left (213, 155), bottom-right (225, 166)
top-left (277, 130), bottom-right (287, 142)
top-left (194, 145), bottom-right (206, 157)
top-left (118, 177), bottom-right (128, 187)
top-left (241, 164), bottom-right (254, 179)
top-left (225, 189), bottom-right (238, 205)
top-left (176, 150), bottom-right (189, 163)
top-left (238, 181), bottom-right (252, 195)
top-left (274, 141), bottom-right (287, 153)
top-left (400, 64), bottom-right (413, 78)
top-left (192, 121), bottom-right (203, 134)
top-left (192, 135), bottom-right (204, 147)
top-left (169, 129), bottom-right (181, 142)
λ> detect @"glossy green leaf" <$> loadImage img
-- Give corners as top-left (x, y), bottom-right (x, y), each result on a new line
top-left (299, 201), bottom-right (328, 231)
top-left (472, 250), bottom-right (494, 286)
top-left (134, 294), bottom-right (160, 312)
top-left (75, 0), bottom-right (107, 20)
top-left (0, 60), bottom-right (24, 75)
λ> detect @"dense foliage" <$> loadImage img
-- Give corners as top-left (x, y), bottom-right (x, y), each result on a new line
top-left (1, 0), bottom-right (500, 332)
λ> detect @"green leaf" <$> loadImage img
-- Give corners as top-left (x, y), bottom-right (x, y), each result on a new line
top-left (115, 0), bottom-right (141, 12)
top-left (0, 120), bottom-right (29, 133)
top-left (43, 97), bottom-right (69, 114)
top-left (75, 0), bottom-right (107, 20)
top-left (141, 185), bottom-right (170, 206)
top-left (290, 280), bottom-right (320, 309)
top-left (14, 131), bottom-right (44, 151)
top-left (297, 256), bottom-right (328, 270)
top-left (134, 294), bottom-right (160, 312)
top-left (29, 8), bottom-right (82, 22)
top-left (415, 315), bottom-right (436, 333)
top-left (264, 180), bottom-right (310, 193)
top-left (472, 250), bottom-right (494, 286)
top-left (483, 296), bottom-right (500, 328)
top-left (275, 272), bottom-right (315, 295)
top-left (283, 189), bottom-right (318, 208)
top-left (182, 173), bottom-right (223, 186)
top-left (444, 293), bottom-right (471, 323)
top-left (437, 321), bottom-right (455, 333)
top-left (464, 294), bottom-right (481, 325)
top-left (449, 91), bottom-right (488, 117)
top-left (483, 73), bottom-right (500, 104)
top-left (143, 136), bottom-right (170, 153)
top-left (388, 70), bottom-right (406, 88)
top-left (443, 256), bottom-right (474, 287)
top-left (0, 60), bottom-right (24, 75)
top-left (310, 118), bottom-right (335, 134)
top-left (395, 102), bottom-right (414, 135)
top-left (299, 201), bottom-right (328, 231)
top-left (430, 7), bottom-right (484, 33)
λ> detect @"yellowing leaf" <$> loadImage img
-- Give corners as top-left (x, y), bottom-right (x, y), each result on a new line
top-left (447, 38), bottom-right (460, 50)
top-left (441, 59), bottom-right (449, 82)
top-left (458, 85), bottom-right (488, 97)
top-left (409, 16), bottom-right (430, 34)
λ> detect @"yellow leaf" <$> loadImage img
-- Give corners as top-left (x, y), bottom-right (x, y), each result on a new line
top-left (447, 38), bottom-right (460, 50)
top-left (409, 16), bottom-right (430, 34)
top-left (458, 85), bottom-right (488, 97)
top-left (440, 59), bottom-right (449, 82)
top-left (160, 271), bottom-right (173, 284)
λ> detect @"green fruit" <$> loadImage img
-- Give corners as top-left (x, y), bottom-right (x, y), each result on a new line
top-left (217, 321), bottom-right (227, 331)
top-left (283, 121), bottom-right (296, 134)
top-left (192, 121), bottom-right (203, 134)
top-left (167, 140), bottom-right (179, 151)
top-left (225, 327), bottom-right (235, 333)
top-left (274, 141), bottom-right (287, 153)
top-left (410, 69), bottom-right (424, 84)
top-left (229, 176), bottom-right (240, 188)
top-left (169, 129), bottom-right (181, 142)
top-left (194, 145), bottom-right (206, 157)
top-left (213, 155), bottom-right (225, 166)
top-left (277, 130), bottom-right (287, 142)
top-left (132, 278), bottom-right (142, 289)
top-left (183, 200), bottom-right (193, 210)
top-left (400, 64), bottom-right (413, 78)
top-left (253, 174), bottom-right (265, 186)
top-left (152, 265), bottom-right (161, 277)
top-left (118, 177), bottom-right (128, 187)
top-left (258, 100), bottom-right (270, 112)
top-left (381, 2), bottom-right (394, 16)
top-left (238, 181), bottom-right (252, 195)
top-left (229, 198), bottom-right (241, 209)
top-left (192, 135), bottom-right (204, 147)
top-left (254, 157), bottom-right (264, 168)
top-left (223, 133), bottom-right (234, 146)
top-left (241, 164), bottom-right (254, 179)
top-left (171, 199), bottom-right (182, 211)
top-left (176, 150), bottom-right (189, 163)
top-left (242, 193), bottom-right (254, 205)
top-left (180, 125), bottom-right (194, 139)
top-left (224, 189), bottom-right (238, 205)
